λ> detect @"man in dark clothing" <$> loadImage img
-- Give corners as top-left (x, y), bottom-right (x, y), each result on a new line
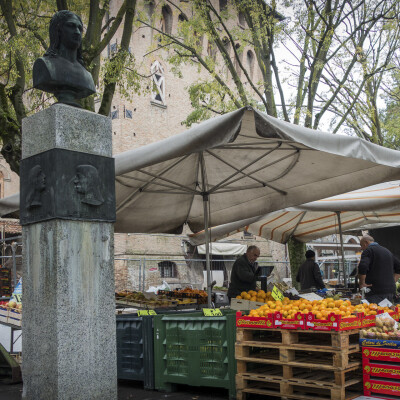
top-left (358, 235), bottom-right (400, 303)
top-left (227, 246), bottom-right (261, 299)
top-left (296, 250), bottom-right (325, 290)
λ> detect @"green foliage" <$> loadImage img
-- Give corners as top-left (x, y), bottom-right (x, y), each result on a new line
top-left (287, 237), bottom-right (306, 290)
top-left (149, 0), bottom-right (400, 142)
top-left (0, 0), bottom-right (144, 173)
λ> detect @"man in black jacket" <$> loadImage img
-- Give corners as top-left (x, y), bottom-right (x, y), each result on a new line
top-left (296, 250), bottom-right (325, 290)
top-left (227, 246), bottom-right (261, 299)
top-left (358, 235), bottom-right (400, 303)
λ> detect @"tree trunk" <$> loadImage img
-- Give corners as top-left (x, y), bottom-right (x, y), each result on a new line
top-left (287, 237), bottom-right (306, 290)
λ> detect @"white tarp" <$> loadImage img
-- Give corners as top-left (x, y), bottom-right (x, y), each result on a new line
top-left (197, 242), bottom-right (246, 256)
top-left (2, 107), bottom-right (400, 234)
top-left (188, 181), bottom-right (400, 244)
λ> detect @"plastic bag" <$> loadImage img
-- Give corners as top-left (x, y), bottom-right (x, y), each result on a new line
top-left (146, 280), bottom-right (171, 294)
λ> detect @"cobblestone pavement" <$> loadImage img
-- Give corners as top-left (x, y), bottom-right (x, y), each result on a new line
top-left (0, 381), bottom-right (232, 400)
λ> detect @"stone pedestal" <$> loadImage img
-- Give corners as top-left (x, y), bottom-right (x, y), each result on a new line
top-left (21, 104), bottom-right (117, 400)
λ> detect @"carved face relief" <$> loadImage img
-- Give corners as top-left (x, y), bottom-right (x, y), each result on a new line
top-left (73, 165), bottom-right (104, 206)
top-left (26, 165), bottom-right (46, 209)
top-left (59, 15), bottom-right (83, 50)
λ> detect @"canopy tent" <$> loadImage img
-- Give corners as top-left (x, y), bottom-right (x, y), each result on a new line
top-left (188, 181), bottom-right (400, 287)
top-left (188, 181), bottom-right (400, 245)
top-left (197, 242), bottom-right (247, 256)
top-left (2, 107), bottom-right (400, 303)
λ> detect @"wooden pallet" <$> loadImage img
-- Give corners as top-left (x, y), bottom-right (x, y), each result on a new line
top-left (237, 363), bottom-right (361, 388)
top-left (236, 327), bottom-right (363, 400)
top-left (236, 379), bottom-right (362, 400)
top-left (236, 327), bottom-right (361, 350)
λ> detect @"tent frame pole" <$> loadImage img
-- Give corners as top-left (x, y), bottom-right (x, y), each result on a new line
top-left (200, 153), bottom-right (213, 307)
top-left (203, 194), bottom-right (212, 307)
top-left (336, 211), bottom-right (347, 288)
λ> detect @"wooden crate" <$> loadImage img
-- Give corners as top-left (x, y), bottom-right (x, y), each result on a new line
top-left (236, 327), bottom-right (363, 400)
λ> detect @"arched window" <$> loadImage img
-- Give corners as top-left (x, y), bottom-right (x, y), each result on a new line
top-left (150, 61), bottom-right (165, 105)
top-left (247, 50), bottom-right (255, 79)
top-left (144, 0), bottom-right (155, 20)
top-left (161, 5), bottom-right (173, 35)
top-left (219, 0), bottom-right (228, 12)
top-left (238, 11), bottom-right (246, 27)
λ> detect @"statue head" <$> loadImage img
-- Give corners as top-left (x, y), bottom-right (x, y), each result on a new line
top-left (45, 10), bottom-right (84, 66)
top-left (74, 165), bottom-right (104, 206)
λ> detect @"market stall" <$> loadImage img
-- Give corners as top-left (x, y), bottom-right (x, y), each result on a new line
top-left (3, 108), bottom-right (400, 305)
top-left (233, 287), bottom-right (398, 399)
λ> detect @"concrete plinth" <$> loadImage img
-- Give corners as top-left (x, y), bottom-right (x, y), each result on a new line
top-left (21, 104), bottom-right (117, 400)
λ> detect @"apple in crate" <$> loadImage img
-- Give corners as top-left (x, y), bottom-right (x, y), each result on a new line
top-left (8, 301), bottom-right (17, 309)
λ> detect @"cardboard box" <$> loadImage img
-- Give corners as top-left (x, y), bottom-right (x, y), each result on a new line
top-left (230, 299), bottom-right (266, 311)
top-left (364, 375), bottom-right (400, 397)
top-left (230, 299), bottom-right (250, 310)
top-left (236, 311), bottom-right (275, 329)
top-left (8, 308), bottom-right (21, 327)
top-left (274, 312), bottom-right (305, 330)
top-left (360, 338), bottom-right (400, 350)
top-left (305, 312), bottom-right (361, 331)
top-left (363, 358), bottom-right (400, 380)
top-left (0, 306), bottom-right (8, 324)
top-left (362, 346), bottom-right (400, 363)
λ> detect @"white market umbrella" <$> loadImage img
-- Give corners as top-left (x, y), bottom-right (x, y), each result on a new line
top-left (188, 181), bottom-right (400, 287)
top-left (3, 107), bottom-right (400, 304)
top-left (188, 181), bottom-right (400, 244)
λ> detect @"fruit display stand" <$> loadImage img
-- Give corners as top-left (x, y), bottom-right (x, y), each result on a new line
top-left (360, 317), bottom-right (400, 399)
top-left (0, 304), bottom-right (22, 356)
top-left (153, 310), bottom-right (237, 399)
top-left (236, 325), bottom-right (363, 400)
top-left (115, 289), bottom-right (209, 311)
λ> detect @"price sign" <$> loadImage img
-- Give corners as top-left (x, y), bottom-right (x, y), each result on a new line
top-left (11, 278), bottom-right (22, 304)
top-left (203, 308), bottom-right (223, 317)
top-left (271, 285), bottom-right (284, 301)
top-left (13, 294), bottom-right (22, 303)
top-left (137, 310), bottom-right (157, 316)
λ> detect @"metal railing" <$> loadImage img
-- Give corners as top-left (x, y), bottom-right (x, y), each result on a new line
top-left (114, 257), bottom-right (291, 291)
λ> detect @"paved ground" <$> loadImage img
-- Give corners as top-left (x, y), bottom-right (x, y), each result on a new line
top-left (0, 381), bottom-right (233, 399)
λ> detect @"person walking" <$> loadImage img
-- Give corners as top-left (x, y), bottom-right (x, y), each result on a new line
top-left (296, 249), bottom-right (325, 290)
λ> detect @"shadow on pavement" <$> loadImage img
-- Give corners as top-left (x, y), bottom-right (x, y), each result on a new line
top-left (0, 381), bottom-right (231, 399)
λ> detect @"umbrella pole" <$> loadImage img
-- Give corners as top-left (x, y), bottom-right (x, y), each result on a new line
top-left (336, 211), bottom-right (347, 288)
top-left (203, 194), bottom-right (212, 307)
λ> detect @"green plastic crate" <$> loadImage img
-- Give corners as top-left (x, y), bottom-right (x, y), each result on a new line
top-left (153, 310), bottom-right (236, 398)
top-left (116, 314), bottom-right (155, 389)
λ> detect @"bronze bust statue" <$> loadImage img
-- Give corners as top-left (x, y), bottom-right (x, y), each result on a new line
top-left (33, 11), bottom-right (96, 107)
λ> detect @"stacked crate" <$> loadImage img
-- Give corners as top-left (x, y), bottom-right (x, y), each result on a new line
top-left (362, 345), bottom-right (400, 398)
top-left (0, 267), bottom-right (11, 297)
top-left (236, 327), bottom-right (363, 400)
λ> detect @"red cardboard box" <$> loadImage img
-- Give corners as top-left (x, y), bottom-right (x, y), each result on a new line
top-left (364, 375), bottom-right (400, 397)
top-left (363, 358), bottom-right (400, 380)
top-left (236, 311), bottom-right (275, 329)
top-left (362, 347), bottom-right (400, 363)
top-left (359, 313), bottom-right (376, 328)
top-left (305, 312), bottom-right (361, 331)
top-left (274, 312), bottom-right (305, 330)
